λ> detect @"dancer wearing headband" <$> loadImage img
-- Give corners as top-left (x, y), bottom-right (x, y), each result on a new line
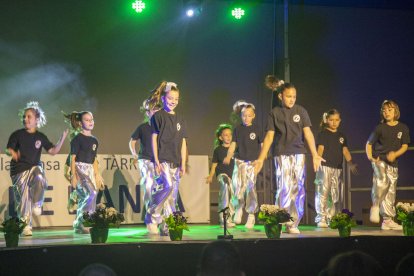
top-left (129, 99), bottom-right (160, 234)
top-left (314, 109), bottom-right (357, 228)
top-left (224, 100), bottom-right (263, 229)
top-left (66, 110), bottom-right (104, 234)
top-left (6, 101), bottom-right (68, 236)
top-left (367, 100), bottom-right (410, 230)
top-left (146, 81), bottom-right (188, 235)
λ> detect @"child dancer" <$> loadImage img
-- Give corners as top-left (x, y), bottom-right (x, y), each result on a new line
top-left (206, 123), bottom-right (236, 228)
top-left (314, 109), bottom-right (357, 228)
top-left (69, 111), bottom-right (104, 234)
top-left (224, 101), bottom-right (263, 229)
top-left (366, 100), bottom-right (410, 230)
top-left (146, 81), bottom-right (187, 235)
top-left (254, 83), bottom-right (324, 234)
top-left (129, 99), bottom-right (160, 234)
top-left (6, 101), bottom-right (68, 236)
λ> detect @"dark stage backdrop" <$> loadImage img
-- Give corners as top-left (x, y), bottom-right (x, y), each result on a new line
top-left (1, 2), bottom-right (413, 207)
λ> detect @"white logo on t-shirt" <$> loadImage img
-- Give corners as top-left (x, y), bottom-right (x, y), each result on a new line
top-left (177, 123), bottom-right (181, 131)
top-left (250, 133), bottom-right (256, 140)
top-left (35, 140), bottom-right (42, 149)
top-left (397, 132), bottom-right (402, 139)
top-left (92, 144), bottom-right (97, 151)
top-left (293, 114), bottom-right (301, 123)
top-left (339, 137), bottom-right (344, 144)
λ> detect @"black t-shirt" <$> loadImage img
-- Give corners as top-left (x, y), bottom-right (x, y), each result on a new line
top-left (151, 109), bottom-right (187, 165)
top-left (367, 122), bottom-right (410, 167)
top-left (317, 129), bottom-right (348, 169)
top-left (7, 129), bottom-right (54, 176)
top-left (233, 124), bottom-right (263, 161)
top-left (212, 145), bottom-right (234, 177)
top-left (131, 122), bottom-right (153, 161)
top-left (266, 104), bottom-right (312, 156)
top-left (70, 133), bottom-right (99, 164)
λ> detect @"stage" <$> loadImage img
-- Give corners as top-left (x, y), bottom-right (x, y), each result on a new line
top-left (1, 224), bottom-right (413, 276)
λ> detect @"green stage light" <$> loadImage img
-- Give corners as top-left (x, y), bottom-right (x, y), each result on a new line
top-left (132, 0), bottom-right (146, 13)
top-left (231, 7), bottom-right (245, 20)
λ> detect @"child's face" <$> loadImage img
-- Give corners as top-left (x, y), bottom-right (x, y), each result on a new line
top-left (219, 128), bottom-right (232, 145)
top-left (280, 87), bottom-right (296, 108)
top-left (382, 106), bottom-right (396, 122)
top-left (162, 90), bottom-right (179, 112)
top-left (327, 114), bottom-right (341, 131)
top-left (241, 107), bottom-right (255, 126)
top-left (22, 109), bottom-right (38, 130)
top-left (81, 112), bottom-right (94, 131)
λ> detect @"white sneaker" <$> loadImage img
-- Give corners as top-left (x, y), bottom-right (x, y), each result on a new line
top-left (233, 210), bottom-right (243, 224)
top-left (245, 214), bottom-right (255, 229)
top-left (317, 221), bottom-right (328, 228)
top-left (146, 223), bottom-right (159, 234)
top-left (286, 226), bottom-right (300, 234)
top-left (21, 226), bottom-right (32, 236)
top-left (381, 219), bottom-right (403, 230)
top-left (32, 206), bottom-right (42, 216)
top-left (370, 206), bottom-right (380, 223)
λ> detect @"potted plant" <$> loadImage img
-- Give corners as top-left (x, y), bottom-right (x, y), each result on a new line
top-left (396, 202), bottom-right (414, 236)
top-left (329, 209), bottom-right (357, 237)
top-left (258, 204), bottom-right (293, 238)
top-left (82, 203), bottom-right (125, 243)
top-left (0, 217), bottom-right (27, 247)
top-left (165, 211), bottom-right (189, 241)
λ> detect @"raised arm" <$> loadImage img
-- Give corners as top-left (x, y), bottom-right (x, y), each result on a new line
top-left (223, 142), bottom-right (236, 165)
top-left (48, 129), bottom-right (69, 155)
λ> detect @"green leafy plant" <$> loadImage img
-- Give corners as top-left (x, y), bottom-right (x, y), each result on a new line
top-left (396, 202), bottom-right (414, 223)
top-left (165, 211), bottom-right (189, 231)
top-left (329, 209), bottom-right (357, 229)
top-left (82, 203), bottom-right (125, 228)
top-left (258, 204), bottom-right (293, 225)
top-left (0, 217), bottom-right (27, 234)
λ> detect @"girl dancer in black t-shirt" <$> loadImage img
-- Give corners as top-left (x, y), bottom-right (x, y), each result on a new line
top-left (6, 101), bottom-right (68, 236)
top-left (366, 100), bottom-right (410, 230)
top-left (254, 83), bottom-right (324, 234)
top-left (314, 109), bottom-right (357, 228)
top-left (129, 99), bottom-right (160, 234)
top-left (67, 111), bottom-right (104, 234)
top-left (206, 123), bottom-right (236, 228)
top-left (224, 101), bottom-right (263, 229)
top-left (146, 81), bottom-right (188, 235)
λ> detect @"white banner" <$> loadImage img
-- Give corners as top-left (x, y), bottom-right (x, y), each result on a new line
top-left (0, 154), bottom-right (209, 226)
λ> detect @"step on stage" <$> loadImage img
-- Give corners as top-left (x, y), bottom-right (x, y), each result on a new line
top-left (1, 225), bottom-right (413, 276)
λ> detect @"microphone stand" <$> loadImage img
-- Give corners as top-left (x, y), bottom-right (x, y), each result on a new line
top-left (218, 207), bottom-right (233, 240)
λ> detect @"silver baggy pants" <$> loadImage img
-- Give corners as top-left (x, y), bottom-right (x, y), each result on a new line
top-left (11, 165), bottom-right (47, 226)
top-left (73, 162), bottom-right (97, 230)
top-left (138, 159), bottom-right (155, 216)
top-left (371, 161), bottom-right (398, 219)
top-left (314, 165), bottom-right (343, 223)
top-left (217, 173), bottom-right (235, 223)
top-left (147, 163), bottom-right (180, 225)
top-left (274, 154), bottom-right (306, 228)
top-left (232, 159), bottom-right (258, 215)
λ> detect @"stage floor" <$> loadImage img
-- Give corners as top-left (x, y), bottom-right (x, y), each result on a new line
top-left (0, 224), bottom-right (404, 247)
